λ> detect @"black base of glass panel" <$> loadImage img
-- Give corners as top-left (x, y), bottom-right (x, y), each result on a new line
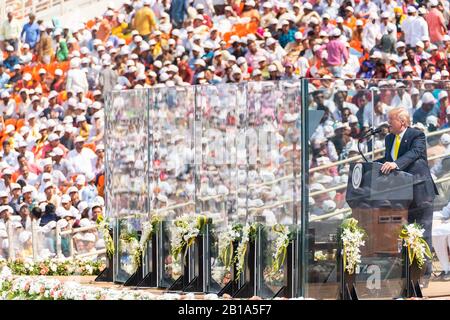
top-left (168, 276), bottom-right (185, 291)
top-left (218, 279), bottom-right (239, 296)
top-left (95, 255), bottom-right (114, 282)
top-left (95, 265), bottom-right (113, 282)
top-left (124, 265), bottom-right (144, 287)
top-left (232, 281), bottom-right (254, 298)
top-left (402, 280), bottom-right (423, 298)
top-left (136, 272), bottom-right (157, 288)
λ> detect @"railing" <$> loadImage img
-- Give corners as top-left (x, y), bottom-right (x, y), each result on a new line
top-left (3, 219), bottom-right (105, 262)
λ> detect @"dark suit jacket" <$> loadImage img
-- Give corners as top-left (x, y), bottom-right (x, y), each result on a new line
top-left (380, 127), bottom-right (438, 204)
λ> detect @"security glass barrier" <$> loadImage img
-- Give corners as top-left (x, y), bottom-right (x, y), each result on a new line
top-left (104, 79), bottom-right (450, 298)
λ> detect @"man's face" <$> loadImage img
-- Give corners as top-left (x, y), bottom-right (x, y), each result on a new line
top-left (0, 197), bottom-right (7, 205)
top-left (388, 113), bottom-right (404, 135)
top-left (45, 187), bottom-right (53, 197)
top-left (92, 207), bottom-right (102, 220)
top-left (63, 201), bottom-right (71, 210)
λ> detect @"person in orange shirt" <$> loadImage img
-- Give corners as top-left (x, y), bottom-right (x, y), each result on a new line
top-left (96, 10), bottom-right (114, 43)
top-left (240, 0), bottom-right (260, 23)
top-left (343, 6), bottom-right (357, 30)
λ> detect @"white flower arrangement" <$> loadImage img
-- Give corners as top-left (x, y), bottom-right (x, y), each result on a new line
top-left (1, 257), bottom-right (105, 276)
top-left (339, 218), bottom-right (366, 275)
top-left (235, 223), bottom-right (258, 279)
top-left (399, 223), bottom-right (432, 269)
top-left (170, 214), bottom-right (207, 261)
top-left (119, 234), bottom-right (140, 274)
top-left (271, 224), bottom-right (291, 275)
top-left (217, 224), bottom-right (242, 268)
top-left (0, 265), bottom-right (319, 300)
top-left (97, 217), bottom-right (114, 258)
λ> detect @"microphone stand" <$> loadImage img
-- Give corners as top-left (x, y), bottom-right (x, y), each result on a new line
top-left (358, 129), bottom-right (377, 163)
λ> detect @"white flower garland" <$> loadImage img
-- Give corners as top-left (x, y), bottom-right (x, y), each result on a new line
top-left (171, 214), bottom-right (207, 261)
top-left (97, 218), bottom-right (114, 258)
top-left (0, 257), bottom-right (105, 276)
top-left (399, 223), bottom-right (432, 269)
top-left (340, 218), bottom-right (366, 275)
top-left (217, 224), bottom-right (241, 268)
top-left (235, 223), bottom-right (258, 279)
top-left (271, 224), bottom-right (290, 274)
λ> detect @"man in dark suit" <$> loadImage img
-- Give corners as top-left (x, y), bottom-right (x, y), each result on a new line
top-left (380, 107), bottom-right (438, 274)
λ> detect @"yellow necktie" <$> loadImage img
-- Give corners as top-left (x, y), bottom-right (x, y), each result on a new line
top-left (393, 134), bottom-right (401, 160)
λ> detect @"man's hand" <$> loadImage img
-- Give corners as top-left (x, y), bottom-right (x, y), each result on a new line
top-left (380, 162), bottom-right (398, 175)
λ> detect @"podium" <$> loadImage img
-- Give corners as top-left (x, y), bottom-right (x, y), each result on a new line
top-left (346, 162), bottom-right (413, 256)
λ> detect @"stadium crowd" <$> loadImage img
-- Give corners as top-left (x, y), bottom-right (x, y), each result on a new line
top-left (1, 0), bottom-right (450, 274)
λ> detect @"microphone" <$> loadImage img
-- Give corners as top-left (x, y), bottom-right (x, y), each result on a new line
top-left (363, 125), bottom-right (383, 137)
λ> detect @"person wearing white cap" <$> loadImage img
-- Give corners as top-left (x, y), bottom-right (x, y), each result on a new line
top-left (391, 81), bottom-right (413, 112)
top-left (0, 89), bottom-right (17, 118)
top-left (426, 0), bottom-right (447, 44)
top-left (325, 28), bottom-right (348, 78)
top-left (362, 12), bottom-right (381, 52)
top-left (265, 37), bottom-right (286, 66)
top-left (36, 22), bottom-right (55, 64)
top-left (66, 56), bottom-right (89, 95)
top-left (56, 194), bottom-right (79, 222)
top-left (413, 92), bottom-right (437, 126)
top-left (407, 6), bottom-right (430, 49)
top-left (67, 136), bottom-right (97, 177)
top-left (98, 54), bottom-right (118, 95)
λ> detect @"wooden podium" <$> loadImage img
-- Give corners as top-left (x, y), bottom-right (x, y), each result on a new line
top-left (352, 208), bottom-right (407, 256)
top-left (346, 162), bottom-right (413, 257)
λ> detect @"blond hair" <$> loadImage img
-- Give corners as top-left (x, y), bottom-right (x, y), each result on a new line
top-left (388, 107), bottom-right (411, 126)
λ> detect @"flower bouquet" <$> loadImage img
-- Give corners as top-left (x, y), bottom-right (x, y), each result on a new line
top-left (170, 214), bottom-right (207, 262)
top-left (399, 223), bottom-right (432, 269)
top-left (338, 218), bottom-right (366, 275)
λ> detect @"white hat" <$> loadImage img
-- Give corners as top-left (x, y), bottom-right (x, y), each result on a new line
top-left (415, 41), bottom-right (424, 48)
top-left (23, 73), bottom-right (32, 82)
top-left (407, 6), bottom-right (417, 13)
top-left (439, 91), bottom-right (448, 100)
top-left (430, 0), bottom-right (438, 6)
top-left (76, 115), bottom-right (86, 123)
top-left (268, 64), bottom-right (277, 72)
top-left (5, 124), bottom-right (15, 134)
top-left (303, 2), bottom-right (313, 10)
top-left (387, 67), bottom-right (398, 74)
top-left (67, 186), bottom-right (78, 194)
top-left (61, 194), bottom-right (71, 203)
top-left (418, 7), bottom-right (427, 15)
top-left (322, 200), bottom-right (336, 213)
top-left (11, 183), bottom-right (21, 191)
top-left (48, 133), bottom-right (59, 142)
top-left (74, 136), bottom-right (85, 144)
top-left (266, 38), bottom-right (277, 46)
top-left (52, 147), bottom-right (64, 156)
top-left (22, 186), bottom-right (34, 194)
top-left (440, 133), bottom-right (450, 145)
top-left (332, 28), bottom-right (341, 37)
top-left (76, 175), bottom-right (86, 185)
top-left (396, 41), bottom-right (406, 49)
top-left (421, 92), bottom-right (436, 104)
top-left (246, 0), bottom-right (255, 6)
